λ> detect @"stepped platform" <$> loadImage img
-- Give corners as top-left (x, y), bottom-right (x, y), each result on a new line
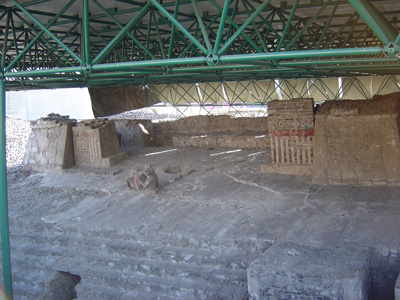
top-left (4, 147), bottom-right (400, 299)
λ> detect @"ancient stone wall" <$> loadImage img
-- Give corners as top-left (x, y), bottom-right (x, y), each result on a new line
top-left (23, 118), bottom-right (75, 169)
top-left (248, 242), bottom-right (372, 300)
top-left (114, 119), bottom-right (153, 148)
top-left (152, 115), bottom-right (269, 148)
top-left (313, 93), bottom-right (400, 186)
top-left (262, 98), bottom-right (314, 175)
top-left (72, 119), bottom-right (127, 167)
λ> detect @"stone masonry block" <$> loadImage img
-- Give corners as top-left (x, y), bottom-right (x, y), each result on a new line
top-left (313, 114), bottom-right (400, 185)
top-left (23, 121), bottom-right (75, 169)
top-left (248, 242), bottom-right (371, 300)
top-left (73, 119), bottom-right (127, 167)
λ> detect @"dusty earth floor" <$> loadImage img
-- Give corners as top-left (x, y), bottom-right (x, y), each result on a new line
top-left (4, 146), bottom-right (400, 299)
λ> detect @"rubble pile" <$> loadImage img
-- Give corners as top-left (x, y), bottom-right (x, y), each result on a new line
top-left (6, 117), bottom-right (31, 167)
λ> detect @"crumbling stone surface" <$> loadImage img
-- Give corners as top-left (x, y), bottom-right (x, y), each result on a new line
top-left (127, 164), bottom-right (160, 193)
top-left (264, 99), bottom-right (314, 174)
top-left (41, 112), bottom-right (76, 123)
top-left (267, 98), bottom-right (314, 131)
top-left (23, 114), bottom-right (76, 169)
top-left (72, 119), bottom-right (127, 167)
top-left (248, 242), bottom-right (372, 300)
top-left (152, 115), bottom-right (269, 147)
top-left (313, 93), bottom-right (400, 186)
top-left (113, 119), bottom-right (153, 148)
top-left (316, 92), bottom-right (400, 115)
top-left (172, 135), bottom-right (269, 149)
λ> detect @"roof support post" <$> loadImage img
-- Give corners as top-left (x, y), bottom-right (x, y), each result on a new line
top-left (191, 0), bottom-right (212, 55)
top-left (213, 0), bottom-right (230, 56)
top-left (276, 0), bottom-right (299, 51)
top-left (0, 78), bottom-right (13, 300)
top-left (150, 0), bottom-right (209, 55)
top-left (241, 0), bottom-right (268, 52)
top-left (1, 10), bottom-right (11, 71)
top-left (217, 0), bottom-right (272, 55)
top-left (168, 0), bottom-right (179, 59)
top-left (82, 0), bottom-right (91, 66)
top-left (347, 0), bottom-right (397, 45)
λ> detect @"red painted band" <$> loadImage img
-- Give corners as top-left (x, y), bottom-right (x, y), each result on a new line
top-left (269, 129), bottom-right (314, 137)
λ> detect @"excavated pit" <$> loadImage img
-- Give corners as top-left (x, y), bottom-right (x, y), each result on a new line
top-left (44, 271), bottom-right (81, 300)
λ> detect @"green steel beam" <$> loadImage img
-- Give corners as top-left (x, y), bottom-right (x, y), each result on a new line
top-left (92, 1), bottom-right (152, 64)
top-left (220, 47), bottom-right (384, 63)
top-left (191, 0), bottom-right (212, 55)
top-left (92, 0), bottom-right (157, 61)
top-left (210, 0), bottom-right (263, 54)
top-left (0, 78), bottom-right (13, 300)
top-left (218, 0), bottom-right (272, 55)
top-left (168, 0), bottom-right (180, 59)
top-left (13, 11), bottom-right (77, 68)
top-left (11, 0), bottom-right (83, 65)
top-left (348, 0), bottom-right (398, 45)
top-left (6, 0), bottom-right (77, 72)
top-left (152, 9), bottom-right (167, 59)
top-left (150, 0), bottom-right (209, 56)
top-left (284, 0), bottom-right (333, 51)
top-left (1, 10), bottom-right (10, 71)
top-left (213, 0), bottom-right (230, 56)
top-left (276, 0), bottom-right (299, 51)
top-left (83, 0), bottom-right (90, 66)
top-left (241, 0), bottom-right (268, 52)
top-left (92, 56), bottom-right (208, 71)
top-left (5, 66), bottom-right (83, 77)
top-left (176, 14), bottom-right (218, 59)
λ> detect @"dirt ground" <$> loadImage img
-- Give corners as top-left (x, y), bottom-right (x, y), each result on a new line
top-left (4, 146), bottom-right (400, 299)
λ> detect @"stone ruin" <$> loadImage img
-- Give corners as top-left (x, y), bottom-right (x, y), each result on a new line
top-left (261, 98), bottom-right (314, 175)
top-left (313, 94), bottom-right (400, 186)
top-left (24, 115), bottom-right (127, 169)
top-left (260, 92), bottom-right (400, 186)
top-left (23, 92), bottom-right (400, 186)
top-left (73, 119), bottom-right (127, 167)
top-left (23, 114), bottom-right (76, 169)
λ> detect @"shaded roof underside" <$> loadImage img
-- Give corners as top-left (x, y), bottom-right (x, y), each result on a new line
top-left (0, 0), bottom-right (399, 90)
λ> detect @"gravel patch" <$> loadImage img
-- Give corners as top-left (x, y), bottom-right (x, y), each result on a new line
top-left (6, 117), bottom-right (31, 167)
top-left (7, 166), bottom-right (107, 218)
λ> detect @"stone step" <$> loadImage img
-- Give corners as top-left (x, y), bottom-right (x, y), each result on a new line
top-left (10, 220), bottom-right (272, 255)
top-left (9, 223), bottom-right (259, 300)
top-left (76, 280), bottom-right (167, 300)
top-left (76, 270), bottom-right (249, 300)
top-left (11, 230), bottom-right (257, 271)
top-left (12, 239), bottom-right (249, 299)
top-left (53, 253), bottom-right (248, 287)
top-left (11, 234), bottom-right (250, 281)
